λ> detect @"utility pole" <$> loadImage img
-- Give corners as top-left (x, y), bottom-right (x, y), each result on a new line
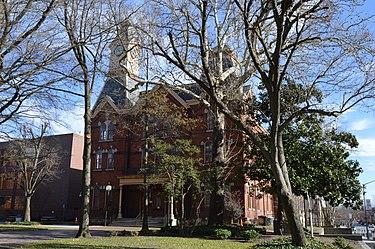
top-left (363, 179), bottom-right (375, 239)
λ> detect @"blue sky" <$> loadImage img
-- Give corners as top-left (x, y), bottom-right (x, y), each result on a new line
top-left (344, 0), bottom-right (375, 200)
top-left (343, 108), bottom-right (375, 199)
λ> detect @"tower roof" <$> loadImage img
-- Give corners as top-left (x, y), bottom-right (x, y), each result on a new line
top-left (96, 78), bottom-right (131, 107)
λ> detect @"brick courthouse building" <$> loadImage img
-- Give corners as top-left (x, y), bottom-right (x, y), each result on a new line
top-left (90, 25), bottom-right (275, 225)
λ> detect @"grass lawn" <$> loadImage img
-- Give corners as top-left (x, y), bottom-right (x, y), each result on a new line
top-left (20, 236), bottom-right (254, 249)
top-left (0, 224), bottom-right (48, 231)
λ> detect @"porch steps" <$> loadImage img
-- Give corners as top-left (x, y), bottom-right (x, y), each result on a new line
top-left (110, 217), bottom-right (165, 227)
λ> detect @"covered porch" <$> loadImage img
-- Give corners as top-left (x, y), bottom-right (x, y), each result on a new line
top-left (116, 175), bottom-right (176, 226)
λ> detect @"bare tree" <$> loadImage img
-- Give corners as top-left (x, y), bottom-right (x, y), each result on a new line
top-left (61, 0), bottom-right (112, 237)
top-left (131, 0), bottom-right (375, 245)
top-left (60, 0), bottom-right (142, 238)
top-left (0, 0), bottom-right (70, 134)
top-left (2, 124), bottom-right (61, 222)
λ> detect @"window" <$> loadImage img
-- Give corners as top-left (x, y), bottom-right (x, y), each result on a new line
top-left (14, 196), bottom-right (24, 210)
top-left (0, 176), bottom-right (14, 190)
top-left (204, 141), bottom-right (213, 164)
top-left (223, 56), bottom-right (233, 69)
top-left (100, 121), bottom-right (115, 140)
top-left (95, 151), bottom-right (103, 170)
top-left (162, 121), bottom-right (169, 137)
top-left (2, 196), bottom-right (11, 209)
top-left (205, 110), bottom-right (214, 130)
top-left (100, 123), bottom-right (107, 140)
top-left (107, 150), bottom-right (114, 170)
top-left (108, 122), bottom-right (114, 140)
top-left (154, 122), bottom-right (159, 138)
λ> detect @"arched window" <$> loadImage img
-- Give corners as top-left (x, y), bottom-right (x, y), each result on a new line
top-left (204, 109), bottom-right (214, 130)
top-left (95, 151), bottom-right (103, 170)
top-left (107, 150), bottom-right (114, 170)
top-left (100, 121), bottom-right (115, 141)
top-left (108, 122), bottom-right (115, 140)
top-left (100, 123), bottom-right (107, 140)
top-left (204, 141), bottom-right (213, 164)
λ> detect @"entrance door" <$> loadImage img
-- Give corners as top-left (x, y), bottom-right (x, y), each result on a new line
top-left (124, 186), bottom-right (141, 218)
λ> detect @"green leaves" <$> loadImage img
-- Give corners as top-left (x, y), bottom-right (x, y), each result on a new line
top-left (151, 138), bottom-right (202, 199)
top-left (246, 79), bottom-right (363, 208)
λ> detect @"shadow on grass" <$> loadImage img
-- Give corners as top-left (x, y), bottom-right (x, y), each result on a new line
top-left (252, 243), bottom-right (291, 248)
top-left (22, 244), bottom-right (157, 249)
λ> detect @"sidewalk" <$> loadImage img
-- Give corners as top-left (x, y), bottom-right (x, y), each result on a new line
top-left (0, 225), bottom-right (150, 249)
top-left (362, 239), bottom-right (375, 249)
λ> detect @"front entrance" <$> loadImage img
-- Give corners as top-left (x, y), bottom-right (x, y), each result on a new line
top-left (124, 185), bottom-right (141, 218)
top-left (122, 185), bottom-right (166, 218)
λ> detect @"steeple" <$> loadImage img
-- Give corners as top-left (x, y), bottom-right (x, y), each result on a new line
top-left (96, 21), bottom-right (140, 107)
top-left (108, 20), bottom-right (140, 80)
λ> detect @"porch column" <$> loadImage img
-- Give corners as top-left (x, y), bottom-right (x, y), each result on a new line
top-left (169, 196), bottom-right (176, 226)
top-left (117, 185), bottom-right (123, 218)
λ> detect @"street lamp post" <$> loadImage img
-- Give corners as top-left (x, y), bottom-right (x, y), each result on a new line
top-left (363, 179), bottom-right (375, 239)
top-left (104, 184), bottom-right (112, 226)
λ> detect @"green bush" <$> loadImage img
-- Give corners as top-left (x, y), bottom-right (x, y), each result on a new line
top-left (193, 225), bottom-right (215, 236)
top-left (193, 224), bottom-right (265, 238)
top-left (108, 230), bottom-right (139, 237)
top-left (11, 221), bottom-right (40, 226)
top-left (108, 230), bottom-right (118, 237)
top-left (122, 230), bottom-right (139, 236)
top-left (214, 229), bottom-right (231, 240)
top-left (333, 237), bottom-right (354, 249)
top-left (241, 229), bottom-right (260, 240)
top-left (148, 230), bottom-right (159, 236)
top-left (252, 237), bottom-right (337, 249)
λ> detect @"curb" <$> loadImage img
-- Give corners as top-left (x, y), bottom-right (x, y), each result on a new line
top-left (359, 241), bottom-right (372, 249)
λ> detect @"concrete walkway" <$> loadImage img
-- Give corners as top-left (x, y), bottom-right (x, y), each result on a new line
top-left (364, 239), bottom-right (375, 249)
top-left (0, 225), bottom-right (137, 249)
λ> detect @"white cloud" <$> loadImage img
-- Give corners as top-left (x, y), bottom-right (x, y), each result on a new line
top-left (352, 138), bottom-right (375, 157)
top-left (349, 119), bottom-right (374, 131)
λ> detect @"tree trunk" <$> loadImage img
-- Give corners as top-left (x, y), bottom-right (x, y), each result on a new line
top-left (208, 177), bottom-right (225, 225)
top-left (24, 195), bottom-right (32, 222)
top-left (269, 91), bottom-right (307, 245)
top-left (274, 199), bottom-right (283, 235)
top-left (140, 176), bottom-right (149, 234)
top-left (76, 80), bottom-right (91, 238)
top-left (208, 107), bottom-right (226, 225)
top-left (277, 186), bottom-right (306, 245)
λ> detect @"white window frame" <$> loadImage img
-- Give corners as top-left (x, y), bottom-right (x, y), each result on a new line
top-left (95, 151), bottom-right (103, 170)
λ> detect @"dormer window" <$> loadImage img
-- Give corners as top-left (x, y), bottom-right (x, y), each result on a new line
top-left (99, 121), bottom-right (115, 141)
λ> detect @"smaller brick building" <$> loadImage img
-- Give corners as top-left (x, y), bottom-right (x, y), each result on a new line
top-left (0, 133), bottom-right (84, 222)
